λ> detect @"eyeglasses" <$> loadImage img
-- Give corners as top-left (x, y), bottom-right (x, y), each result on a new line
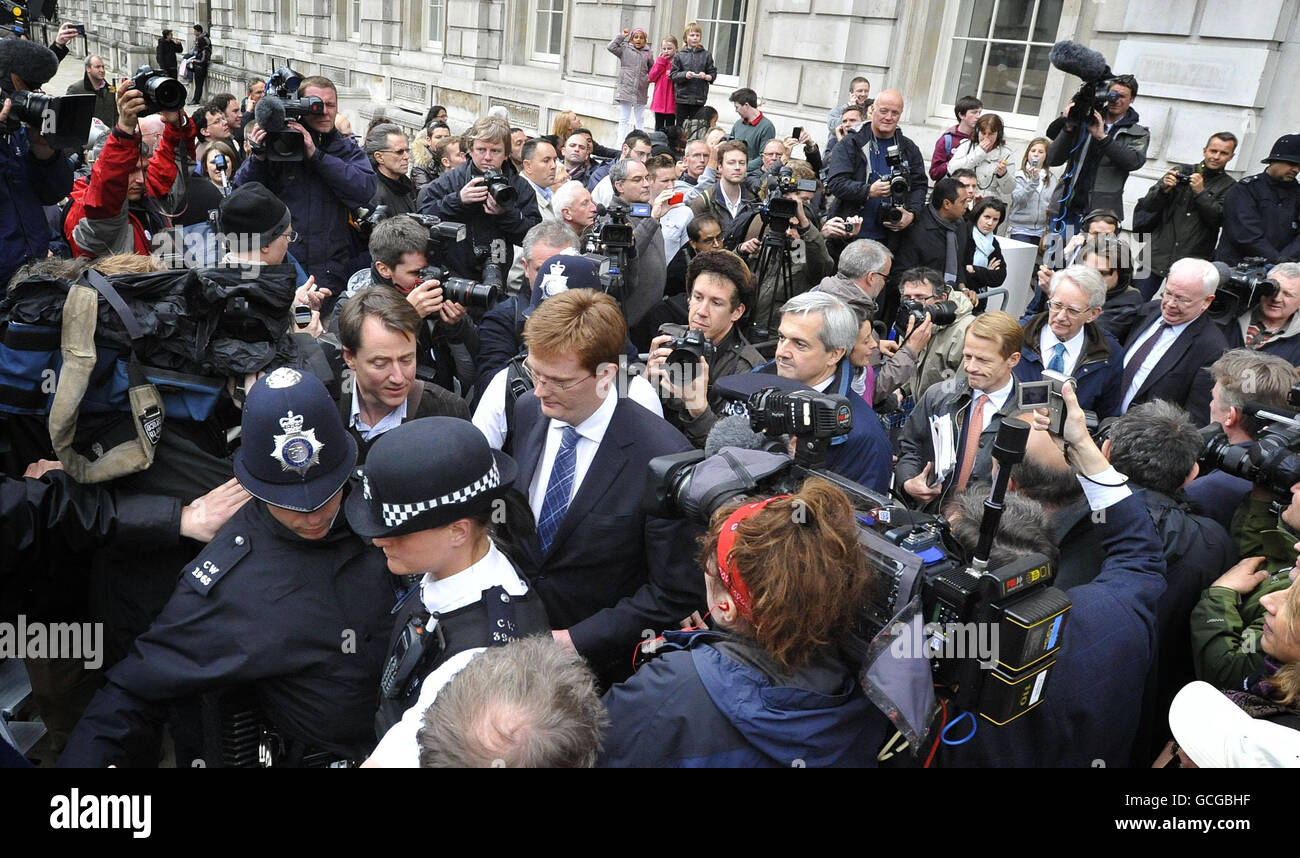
top-left (280, 230), bottom-right (299, 243)
top-left (521, 360), bottom-right (593, 392)
top-left (1162, 292), bottom-right (1204, 307)
top-left (381, 148), bottom-right (411, 156)
top-left (697, 234), bottom-right (724, 246)
top-left (1046, 300), bottom-right (1090, 318)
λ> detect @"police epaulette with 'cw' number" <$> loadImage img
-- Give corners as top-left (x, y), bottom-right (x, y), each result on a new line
top-left (183, 532), bottom-right (253, 596)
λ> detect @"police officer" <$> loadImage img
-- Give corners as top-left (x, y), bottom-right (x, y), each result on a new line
top-left (1216, 134), bottom-right (1300, 266)
top-left (59, 368), bottom-right (394, 768)
top-left (350, 417), bottom-right (550, 767)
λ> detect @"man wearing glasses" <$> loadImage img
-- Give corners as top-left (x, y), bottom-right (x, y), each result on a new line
top-left (1119, 256), bottom-right (1227, 426)
top-left (510, 289), bottom-right (702, 685)
top-left (1013, 265), bottom-right (1124, 418)
top-left (364, 123), bottom-right (417, 216)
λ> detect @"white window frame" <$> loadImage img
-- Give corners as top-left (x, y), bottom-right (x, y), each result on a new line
top-left (691, 0), bottom-right (751, 88)
top-left (529, 0), bottom-right (565, 65)
top-left (933, 0), bottom-right (1065, 130)
top-left (348, 0), bottom-right (362, 40)
top-left (425, 0), bottom-right (445, 49)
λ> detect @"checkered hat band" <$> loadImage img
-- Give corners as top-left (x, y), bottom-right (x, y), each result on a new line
top-left (377, 462), bottom-right (502, 527)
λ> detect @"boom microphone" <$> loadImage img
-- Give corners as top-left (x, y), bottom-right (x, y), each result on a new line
top-left (704, 413), bottom-right (781, 457)
top-left (1048, 40), bottom-right (1111, 82)
top-left (253, 94), bottom-right (286, 131)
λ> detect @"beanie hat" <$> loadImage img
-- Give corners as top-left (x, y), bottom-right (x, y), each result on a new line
top-left (217, 181), bottom-right (292, 246)
top-left (0, 38), bottom-right (59, 90)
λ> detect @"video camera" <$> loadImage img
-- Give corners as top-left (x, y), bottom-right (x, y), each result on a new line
top-left (581, 201), bottom-right (645, 304)
top-left (1209, 257), bottom-right (1276, 320)
top-left (402, 213), bottom-right (502, 309)
top-left (131, 65), bottom-right (187, 116)
top-left (254, 67), bottom-right (326, 161)
top-left (646, 387), bottom-right (1071, 735)
top-left (878, 145), bottom-right (910, 226)
top-left (1200, 382), bottom-right (1300, 499)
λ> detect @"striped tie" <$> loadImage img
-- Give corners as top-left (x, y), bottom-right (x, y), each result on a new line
top-left (537, 426), bottom-right (580, 553)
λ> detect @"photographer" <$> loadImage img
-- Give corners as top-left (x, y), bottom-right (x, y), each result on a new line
top-left (1220, 262), bottom-right (1300, 364)
top-left (645, 249), bottom-right (765, 446)
top-left (897, 311), bottom-right (1023, 508)
top-left (335, 214), bottom-right (476, 395)
top-left (235, 75), bottom-right (376, 300)
top-left (599, 478), bottom-right (890, 767)
top-left (940, 381), bottom-right (1167, 768)
top-left (0, 39), bottom-right (74, 286)
top-left (1187, 349), bottom-right (1299, 531)
top-left (825, 89), bottom-right (927, 243)
top-left (1133, 132), bottom-right (1238, 298)
top-left (1215, 134), bottom-right (1300, 266)
top-left (419, 116), bottom-right (540, 281)
top-left (1045, 73), bottom-right (1149, 222)
top-left (891, 176), bottom-right (971, 296)
top-left (608, 158), bottom-right (667, 329)
top-left (895, 266), bottom-right (973, 400)
top-left (1014, 265), bottom-right (1123, 418)
top-left (735, 161), bottom-right (834, 327)
top-left (64, 78), bottom-right (196, 260)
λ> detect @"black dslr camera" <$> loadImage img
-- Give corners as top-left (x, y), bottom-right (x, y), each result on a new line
top-left (404, 214), bottom-right (502, 309)
top-left (659, 324), bottom-right (718, 369)
top-left (132, 65), bottom-right (187, 115)
top-left (878, 145), bottom-right (910, 225)
top-left (1200, 383), bottom-right (1300, 499)
top-left (480, 169), bottom-right (517, 206)
top-left (1209, 256), bottom-right (1277, 319)
top-left (894, 298), bottom-right (957, 339)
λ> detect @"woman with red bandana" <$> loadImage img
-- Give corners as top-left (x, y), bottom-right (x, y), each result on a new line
top-left (598, 478), bottom-right (890, 767)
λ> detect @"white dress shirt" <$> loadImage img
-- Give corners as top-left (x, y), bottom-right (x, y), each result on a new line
top-left (971, 377), bottom-right (1014, 434)
top-left (527, 385), bottom-right (619, 517)
top-left (472, 367), bottom-right (662, 450)
top-left (349, 384), bottom-right (407, 442)
top-left (1038, 325), bottom-right (1085, 375)
top-left (365, 542), bottom-right (531, 768)
top-left (1121, 316), bottom-right (1194, 413)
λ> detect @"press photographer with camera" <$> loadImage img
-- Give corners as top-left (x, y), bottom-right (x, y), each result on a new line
top-left (334, 214), bottom-right (476, 396)
top-left (825, 89), bottom-right (927, 243)
top-left (598, 477), bottom-right (890, 767)
top-left (1014, 265), bottom-right (1123, 418)
top-left (605, 157), bottom-right (668, 329)
top-left (1045, 71), bottom-right (1148, 223)
top-left (891, 176), bottom-right (972, 296)
top-left (1215, 134), bottom-right (1300, 267)
top-left (236, 73), bottom-right (376, 302)
top-left (897, 266), bottom-right (974, 400)
top-left (1186, 349), bottom-right (1299, 531)
top-left (1218, 262), bottom-right (1300, 363)
top-left (645, 249), bottom-right (765, 446)
top-left (64, 71), bottom-right (196, 260)
top-left (0, 38), bottom-right (74, 287)
top-left (1133, 132), bottom-right (1238, 299)
top-left (419, 116), bottom-right (540, 281)
top-left (940, 380), bottom-right (1167, 767)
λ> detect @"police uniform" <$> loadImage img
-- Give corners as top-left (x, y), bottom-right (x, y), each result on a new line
top-left (59, 368), bottom-right (395, 767)
top-left (1215, 135), bottom-right (1300, 266)
top-left (345, 417), bottom-right (550, 744)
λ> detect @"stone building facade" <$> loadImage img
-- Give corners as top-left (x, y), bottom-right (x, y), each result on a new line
top-left (33, 0), bottom-right (1300, 217)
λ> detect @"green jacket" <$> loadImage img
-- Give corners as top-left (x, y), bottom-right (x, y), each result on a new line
top-left (1190, 496), bottom-right (1296, 690)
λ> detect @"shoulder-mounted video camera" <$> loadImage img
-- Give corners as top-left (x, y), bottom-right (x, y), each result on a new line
top-left (1200, 382), bottom-right (1300, 499)
top-left (1209, 257), bottom-right (1277, 320)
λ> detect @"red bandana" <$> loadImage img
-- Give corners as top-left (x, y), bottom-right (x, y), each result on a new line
top-left (715, 495), bottom-right (789, 623)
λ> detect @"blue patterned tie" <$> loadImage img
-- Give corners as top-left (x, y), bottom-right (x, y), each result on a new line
top-left (1048, 342), bottom-right (1067, 374)
top-left (537, 426), bottom-right (580, 554)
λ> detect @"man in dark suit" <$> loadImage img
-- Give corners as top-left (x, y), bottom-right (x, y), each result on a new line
top-left (509, 289), bottom-right (705, 681)
top-left (1119, 257), bottom-right (1227, 427)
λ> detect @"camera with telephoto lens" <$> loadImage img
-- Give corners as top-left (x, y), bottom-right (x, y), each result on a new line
top-left (894, 299), bottom-right (958, 337)
top-left (480, 169), bottom-right (517, 206)
top-left (644, 390), bottom-right (1070, 737)
top-left (878, 144), bottom-right (910, 226)
top-left (1199, 387), bottom-right (1300, 499)
top-left (132, 64), bottom-right (187, 115)
top-left (658, 324), bottom-right (718, 369)
top-left (1208, 256), bottom-right (1277, 319)
top-left (404, 214), bottom-right (501, 309)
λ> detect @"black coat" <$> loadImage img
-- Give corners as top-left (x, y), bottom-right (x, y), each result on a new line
top-left (417, 160), bottom-right (542, 280)
top-left (892, 206), bottom-right (970, 288)
top-left (1121, 305), bottom-right (1227, 426)
top-left (1214, 172), bottom-right (1300, 266)
top-left (59, 499), bottom-right (394, 767)
top-left (155, 38), bottom-right (183, 73)
top-left (1133, 164), bottom-right (1235, 276)
top-left (510, 394), bottom-right (705, 680)
top-left (370, 170), bottom-right (418, 217)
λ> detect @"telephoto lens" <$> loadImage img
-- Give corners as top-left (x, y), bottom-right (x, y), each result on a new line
top-left (481, 169), bottom-right (517, 205)
top-left (441, 277), bottom-right (502, 309)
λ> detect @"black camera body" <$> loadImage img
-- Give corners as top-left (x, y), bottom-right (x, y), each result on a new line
top-left (132, 64), bottom-right (187, 115)
top-left (0, 89), bottom-right (95, 149)
top-left (878, 144), bottom-right (910, 226)
top-left (660, 325), bottom-right (718, 369)
top-left (260, 68), bottom-right (326, 162)
top-left (1209, 256), bottom-right (1276, 319)
top-left (644, 390), bottom-right (1070, 732)
top-left (894, 299), bottom-right (957, 337)
top-left (1200, 392), bottom-right (1300, 498)
top-left (403, 214), bottom-right (501, 309)
top-left (1174, 171), bottom-right (1192, 185)
top-left (480, 169), bottom-right (517, 206)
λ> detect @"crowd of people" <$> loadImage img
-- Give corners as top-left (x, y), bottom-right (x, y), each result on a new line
top-left (3, 17), bottom-right (1300, 769)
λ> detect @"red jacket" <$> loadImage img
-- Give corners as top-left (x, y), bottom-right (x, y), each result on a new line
top-left (65, 117), bottom-right (196, 258)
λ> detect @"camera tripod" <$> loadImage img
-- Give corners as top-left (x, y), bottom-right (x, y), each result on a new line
top-left (752, 219), bottom-right (797, 338)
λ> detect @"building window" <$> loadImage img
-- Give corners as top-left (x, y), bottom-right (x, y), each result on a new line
top-left (426, 0), bottom-right (445, 46)
top-left (942, 0), bottom-right (1063, 121)
top-left (695, 0), bottom-right (748, 79)
top-left (532, 0), bottom-right (564, 61)
top-left (349, 0), bottom-right (362, 37)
